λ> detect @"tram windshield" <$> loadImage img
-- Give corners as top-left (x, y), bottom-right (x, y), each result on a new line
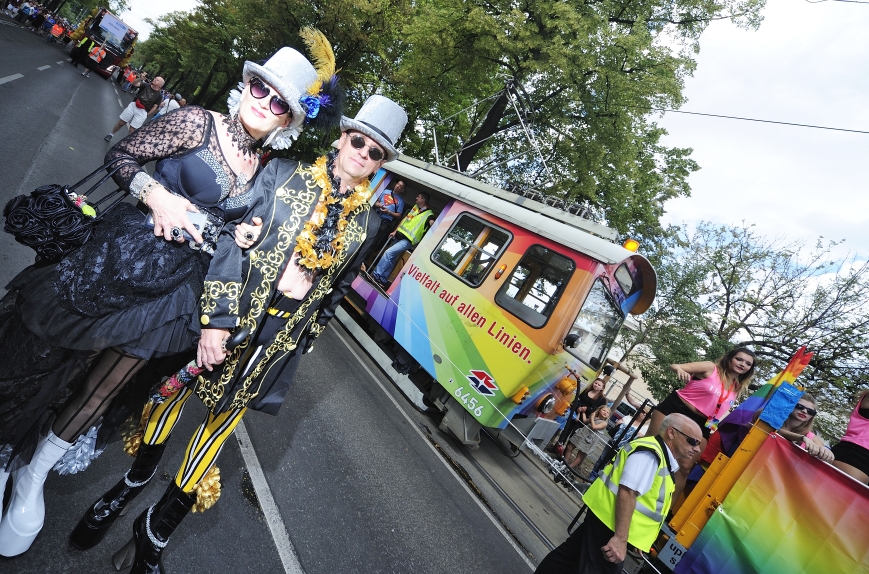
top-left (568, 280), bottom-right (623, 369)
top-left (495, 245), bottom-right (574, 328)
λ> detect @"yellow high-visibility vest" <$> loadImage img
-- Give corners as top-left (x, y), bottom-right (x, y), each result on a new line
top-left (396, 205), bottom-right (433, 245)
top-left (582, 435), bottom-right (675, 551)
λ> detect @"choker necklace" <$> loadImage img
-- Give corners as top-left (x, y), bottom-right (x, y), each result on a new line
top-left (222, 114), bottom-right (259, 161)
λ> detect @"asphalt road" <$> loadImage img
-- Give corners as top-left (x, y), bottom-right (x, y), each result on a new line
top-left (0, 19), bottom-right (579, 574)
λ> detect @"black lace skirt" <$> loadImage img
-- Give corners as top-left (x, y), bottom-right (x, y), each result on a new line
top-left (10, 202), bottom-right (209, 358)
top-left (0, 202), bottom-right (210, 470)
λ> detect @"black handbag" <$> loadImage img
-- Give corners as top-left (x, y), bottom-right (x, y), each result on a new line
top-left (3, 158), bottom-right (129, 265)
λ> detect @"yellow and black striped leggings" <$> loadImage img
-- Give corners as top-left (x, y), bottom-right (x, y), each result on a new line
top-left (142, 387), bottom-right (246, 493)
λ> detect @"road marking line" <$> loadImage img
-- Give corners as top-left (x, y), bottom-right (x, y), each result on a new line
top-left (118, 98), bottom-right (123, 108)
top-left (37, 65), bottom-right (50, 71)
top-left (0, 73), bottom-right (23, 85)
top-left (56, 60), bottom-right (64, 65)
top-left (332, 325), bottom-right (537, 571)
top-left (235, 420), bottom-right (305, 574)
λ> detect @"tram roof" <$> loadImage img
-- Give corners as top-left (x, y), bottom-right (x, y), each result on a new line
top-left (388, 155), bottom-right (641, 267)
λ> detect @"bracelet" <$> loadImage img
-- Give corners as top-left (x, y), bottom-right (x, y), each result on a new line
top-left (129, 171), bottom-right (161, 205)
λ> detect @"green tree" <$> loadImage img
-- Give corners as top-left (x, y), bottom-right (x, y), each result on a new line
top-left (394, 0), bottom-right (763, 238)
top-left (618, 223), bottom-right (869, 438)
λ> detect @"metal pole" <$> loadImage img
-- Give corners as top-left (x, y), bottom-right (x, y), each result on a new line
top-left (432, 126), bottom-right (440, 165)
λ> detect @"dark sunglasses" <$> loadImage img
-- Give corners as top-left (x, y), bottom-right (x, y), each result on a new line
top-left (673, 427), bottom-right (702, 447)
top-left (349, 134), bottom-right (385, 162)
top-left (794, 403), bottom-right (817, 417)
top-left (249, 77), bottom-right (291, 116)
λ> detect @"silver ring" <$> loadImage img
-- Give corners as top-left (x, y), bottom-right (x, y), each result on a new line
top-left (244, 231), bottom-right (254, 241)
top-left (170, 226), bottom-right (183, 240)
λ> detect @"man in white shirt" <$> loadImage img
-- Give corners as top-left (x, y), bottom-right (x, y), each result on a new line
top-left (535, 413), bottom-right (702, 574)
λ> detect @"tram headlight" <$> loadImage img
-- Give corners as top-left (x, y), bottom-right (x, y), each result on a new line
top-left (536, 393), bottom-right (555, 414)
top-left (622, 238), bottom-right (640, 252)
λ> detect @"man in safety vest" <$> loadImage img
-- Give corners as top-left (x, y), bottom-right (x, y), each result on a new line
top-left (71, 36), bottom-right (95, 68)
top-left (370, 191), bottom-right (434, 286)
top-left (81, 41), bottom-right (107, 78)
top-left (45, 22), bottom-right (64, 44)
top-left (535, 413), bottom-right (702, 574)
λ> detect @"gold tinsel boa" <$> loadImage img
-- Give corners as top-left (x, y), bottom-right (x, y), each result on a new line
top-left (120, 402), bottom-right (154, 457)
top-left (294, 156), bottom-right (373, 271)
top-left (192, 466), bottom-right (221, 513)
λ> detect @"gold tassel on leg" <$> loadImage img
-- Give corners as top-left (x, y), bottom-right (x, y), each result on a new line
top-left (192, 466), bottom-right (221, 513)
top-left (120, 402), bottom-right (154, 457)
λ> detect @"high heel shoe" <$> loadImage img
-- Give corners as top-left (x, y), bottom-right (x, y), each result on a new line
top-left (0, 431), bottom-right (72, 556)
top-left (70, 443), bottom-right (167, 550)
top-left (112, 482), bottom-right (194, 573)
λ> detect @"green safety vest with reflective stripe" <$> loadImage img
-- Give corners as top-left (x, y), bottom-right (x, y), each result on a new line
top-left (396, 205), bottom-right (433, 245)
top-left (582, 435), bottom-right (675, 551)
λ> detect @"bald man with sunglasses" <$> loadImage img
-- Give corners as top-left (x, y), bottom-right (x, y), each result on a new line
top-left (536, 413), bottom-right (702, 574)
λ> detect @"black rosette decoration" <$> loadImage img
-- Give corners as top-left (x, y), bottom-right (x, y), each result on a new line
top-left (4, 183), bottom-right (94, 264)
top-left (52, 210), bottom-right (90, 238)
top-left (3, 194), bottom-right (27, 219)
top-left (32, 186), bottom-right (69, 216)
top-left (4, 204), bottom-right (38, 235)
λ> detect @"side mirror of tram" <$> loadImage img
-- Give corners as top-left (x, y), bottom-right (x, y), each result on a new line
top-left (564, 333), bottom-right (581, 349)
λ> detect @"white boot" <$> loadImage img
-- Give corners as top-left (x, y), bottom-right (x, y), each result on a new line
top-left (0, 432), bottom-right (72, 556)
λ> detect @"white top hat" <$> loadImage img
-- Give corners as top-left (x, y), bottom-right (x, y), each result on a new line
top-left (340, 95), bottom-right (408, 162)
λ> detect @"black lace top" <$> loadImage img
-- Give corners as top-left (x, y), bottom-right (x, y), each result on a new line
top-left (106, 106), bottom-right (255, 218)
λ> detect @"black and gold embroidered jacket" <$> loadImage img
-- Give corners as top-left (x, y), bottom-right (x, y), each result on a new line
top-left (194, 158), bottom-right (378, 415)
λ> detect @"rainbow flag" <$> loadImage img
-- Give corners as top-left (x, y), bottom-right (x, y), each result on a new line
top-left (675, 435), bottom-right (869, 573)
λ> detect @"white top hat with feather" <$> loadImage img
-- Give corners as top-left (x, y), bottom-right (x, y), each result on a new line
top-left (227, 29), bottom-right (343, 149)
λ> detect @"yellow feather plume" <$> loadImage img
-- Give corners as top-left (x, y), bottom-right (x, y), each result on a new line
top-left (300, 27), bottom-right (336, 83)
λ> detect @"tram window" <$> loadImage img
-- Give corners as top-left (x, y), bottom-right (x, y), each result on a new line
top-left (432, 214), bottom-right (511, 287)
top-left (614, 264), bottom-right (634, 296)
top-left (495, 245), bottom-right (575, 328)
top-left (568, 280), bottom-right (624, 369)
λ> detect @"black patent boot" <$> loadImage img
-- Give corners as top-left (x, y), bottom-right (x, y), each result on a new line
top-left (112, 482), bottom-right (194, 573)
top-left (70, 443), bottom-right (167, 550)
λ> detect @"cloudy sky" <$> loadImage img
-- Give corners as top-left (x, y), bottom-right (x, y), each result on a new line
top-left (122, 0), bottom-right (867, 256)
top-left (121, 0), bottom-right (196, 40)
top-left (657, 0), bottom-right (869, 256)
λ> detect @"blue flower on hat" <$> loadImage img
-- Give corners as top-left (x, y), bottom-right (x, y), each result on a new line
top-left (300, 96), bottom-right (321, 119)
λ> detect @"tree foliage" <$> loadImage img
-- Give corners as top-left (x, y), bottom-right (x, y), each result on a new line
top-left (394, 0), bottom-right (763, 237)
top-left (131, 0), bottom-right (765, 238)
top-left (618, 223), bottom-right (869, 438)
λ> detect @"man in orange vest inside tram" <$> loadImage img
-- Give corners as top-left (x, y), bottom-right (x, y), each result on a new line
top-left (80, 41), bottom-right (107, 78)
top-left (370, 191), bottom-right (434, 287)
